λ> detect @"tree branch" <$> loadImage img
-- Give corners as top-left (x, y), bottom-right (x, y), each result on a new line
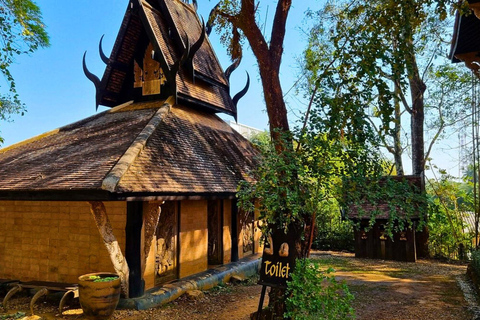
top-left (394, 78), bottom-right (413, 114)
top-left (367, 116), bottom-right (395, 154)
top-left (270, 0), bottom-right (292, 68)
top-left (237, 0), bottom-right (270, 67)
top-left (425, 105), bottom-right (444, 163)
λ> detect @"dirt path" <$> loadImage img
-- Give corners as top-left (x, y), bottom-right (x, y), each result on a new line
top-left (312, 251), bottom-right (474, 320)
top-left (0, 252), bottom-right (476, 319)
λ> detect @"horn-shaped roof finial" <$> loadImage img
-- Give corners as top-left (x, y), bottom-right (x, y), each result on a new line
top-left (232, 71), bottom-right (250, 111)
top-left (188, 19), bottom-right (206, 63)
top-left (82, 51), bottom-right (102, 110)
top-left (99, 35), bottom-right (109, 64)
top-left (225, 55), bottom-right (242, 84)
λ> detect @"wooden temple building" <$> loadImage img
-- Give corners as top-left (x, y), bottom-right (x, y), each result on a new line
top-left (0, 0), bottom-right (261, 298)
top-left (346, 176), bottom-right (424, 262)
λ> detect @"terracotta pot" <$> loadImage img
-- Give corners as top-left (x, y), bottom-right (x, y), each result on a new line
top-left (78, 272), bottom-right (121, 320)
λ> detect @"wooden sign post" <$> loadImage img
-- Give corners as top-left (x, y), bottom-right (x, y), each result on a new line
top-left (256, 227), bottom-right (297, 319)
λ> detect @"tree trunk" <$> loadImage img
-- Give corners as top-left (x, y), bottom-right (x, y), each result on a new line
top-left (405, 31), bottom-right (429, 257)
top-left (405, 35), bottom-right (425, 176)
top-left (222, 1), bottom-right (296, 317)
top-left (393, 82), bottom-right (404, 176)
top-left (88, 201), bottom-right (130, 297)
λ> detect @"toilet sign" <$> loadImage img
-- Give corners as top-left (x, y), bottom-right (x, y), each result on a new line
top-left (258, 228), bottom-right (296, 288)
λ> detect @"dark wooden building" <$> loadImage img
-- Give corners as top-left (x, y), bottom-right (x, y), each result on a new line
top-left (346, 176), bottom-right (424, 262)
top-left (0, 0), bottom-right (261, 299)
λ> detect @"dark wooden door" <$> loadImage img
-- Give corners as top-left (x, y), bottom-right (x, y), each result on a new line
top-left (208, 200), bottom-right (223, 265)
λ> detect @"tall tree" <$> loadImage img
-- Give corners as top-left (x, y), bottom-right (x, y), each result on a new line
top-left (209, 0), bottom-right (301, 316)
top-left (0, 0), bottom-right (49, 142)
top-left (304, 0), bottom-right (468, 178)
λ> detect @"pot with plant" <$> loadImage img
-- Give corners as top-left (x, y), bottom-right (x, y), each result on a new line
top-left (78, 272), bottom-right (121, 320)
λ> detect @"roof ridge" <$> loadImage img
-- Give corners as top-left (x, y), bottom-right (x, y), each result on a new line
top-left (101, 96), bottom-right (175, 192)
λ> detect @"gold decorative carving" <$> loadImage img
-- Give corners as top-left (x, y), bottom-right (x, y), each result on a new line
top-left (134, 60), bottom-right (143, 88)
top-left (264, 235), bottom-right (274, 255)
top-left (455, 52), bottom-right (480, 75)
top-left (470, 3), bottom-right (480, 20)
top-left (143, 43), bottom-right (166, 95)
top-left (155, 201), bottom-right (177, 282)
top-left (279, 242), bottom-right (289, 257)
top-left (240, 210), bottom-right (254, 254)
top-left (133, 43), bottom-right (167, 95)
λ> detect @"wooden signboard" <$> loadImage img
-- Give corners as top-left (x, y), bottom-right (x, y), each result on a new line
top-left (258, 228), bottom-right (296, 288)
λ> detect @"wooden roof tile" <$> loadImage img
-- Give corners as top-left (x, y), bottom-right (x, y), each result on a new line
top-left (0, 108), bottom-right (157, 191)
top-left (116, 104), bottom-right (257, 194)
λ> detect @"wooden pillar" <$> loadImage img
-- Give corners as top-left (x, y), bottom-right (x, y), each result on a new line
top-left (126, 201), bottom-right (144, 298)
top-left (231, 199), bottom-right (239, 262)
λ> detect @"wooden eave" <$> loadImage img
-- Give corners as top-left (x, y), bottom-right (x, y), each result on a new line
top-left (0, 189), bottom-right (115, 201)
top-left (0, 190), bottom-right (237, 202)
top-left (177, 92), bottom-right (235, 117)
top-left (450, 8), bottom-right (480, 74)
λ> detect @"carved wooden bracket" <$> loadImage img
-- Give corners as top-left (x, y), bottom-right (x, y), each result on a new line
top-left (455, 52), bottom-right (480, 75)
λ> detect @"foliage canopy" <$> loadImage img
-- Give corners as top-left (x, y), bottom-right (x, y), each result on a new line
top-left (0, 0), bottom-right (49, 138)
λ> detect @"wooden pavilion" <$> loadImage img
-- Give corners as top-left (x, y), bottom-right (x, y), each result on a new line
top-left (346, 175), bottom-right (424, 262)
top-left (0, 0), bottom-right (261, 298)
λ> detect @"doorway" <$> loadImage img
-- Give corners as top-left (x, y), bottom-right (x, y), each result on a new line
top-left (208, 200), bottom-right (223, 265)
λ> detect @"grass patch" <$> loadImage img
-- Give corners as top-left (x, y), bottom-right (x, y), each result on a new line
top-left (310, 256), bottom-right (356, 271)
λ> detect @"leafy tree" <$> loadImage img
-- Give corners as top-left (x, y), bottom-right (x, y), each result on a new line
top-left (0, 0), bottom-right (49, 141)
top-left (303, 0), bottom-right (468, 177)
top-left (209, 0), bottom-right (306, 315)
top-left (210, 0), bottom-right (464, 316)
top-left (427, 172), bottom-right (474, 259)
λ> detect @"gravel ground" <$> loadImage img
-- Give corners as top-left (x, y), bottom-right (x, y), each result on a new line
top-left (0, 251), bottom-right (477, 320)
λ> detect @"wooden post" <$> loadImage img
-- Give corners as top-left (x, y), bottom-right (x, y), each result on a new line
top-left (231, 200), bottom-right (239, 262)
top-left (126, 201), bottom-right (144, 298)
top-left (88, 201), bottom-right (130, 297)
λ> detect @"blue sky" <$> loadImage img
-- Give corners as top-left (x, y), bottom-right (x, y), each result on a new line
top-left (0, 0), bottom-right (318, 148)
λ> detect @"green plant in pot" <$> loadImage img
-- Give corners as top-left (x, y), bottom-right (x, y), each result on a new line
top-left (78, 272), bottom-right (121, 320)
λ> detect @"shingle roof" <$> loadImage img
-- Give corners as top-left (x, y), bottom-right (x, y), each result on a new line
top-left (0, 101), bottom-right (258, 200)
top-left (116, 105), bottom-right (257, 194)
top-left (0, 107), bottom-right (157, 191)
top-left (345, 176), bottom-right (423, 220)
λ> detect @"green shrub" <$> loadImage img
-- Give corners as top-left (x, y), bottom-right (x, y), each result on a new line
top-left (88, 275), bottom-right (119, 282)
top-left (285, 258), bottom-right (355, 320)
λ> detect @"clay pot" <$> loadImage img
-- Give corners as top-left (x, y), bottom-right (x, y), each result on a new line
top-left (78, 272), bottom-right (121, 320)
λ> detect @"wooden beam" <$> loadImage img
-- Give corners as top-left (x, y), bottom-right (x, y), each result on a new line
top-left (126, 201), bottom-right (144, 298)
top-left (231, 199), bottom-right (239, 262)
